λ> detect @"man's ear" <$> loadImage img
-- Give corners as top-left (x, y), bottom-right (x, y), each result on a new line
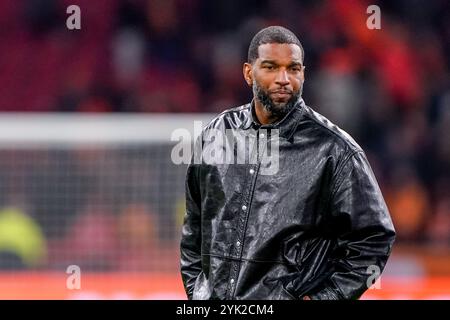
top-left (243, 62), bottom-right (253, 87)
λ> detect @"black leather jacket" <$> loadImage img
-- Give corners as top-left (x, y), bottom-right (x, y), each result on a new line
top-left (180, 98), bottom-right (395, 300)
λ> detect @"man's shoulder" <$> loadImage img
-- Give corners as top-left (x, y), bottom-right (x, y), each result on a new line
top-left (203, 103), bottom-right (251, 130)
top-left (300, 104), bottom-right (363, 154)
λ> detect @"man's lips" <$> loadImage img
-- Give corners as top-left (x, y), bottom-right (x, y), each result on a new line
top-left (270, 90), bottom-right (292, 99)
top-left (271, 89), bottom-right (292, 94)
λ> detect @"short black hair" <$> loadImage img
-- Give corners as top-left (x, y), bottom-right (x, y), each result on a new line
top-left (247, 26), bottom-right (304, 64)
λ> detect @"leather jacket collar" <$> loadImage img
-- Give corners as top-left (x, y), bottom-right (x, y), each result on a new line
top-left (239, 97), bottom-right (306, 140)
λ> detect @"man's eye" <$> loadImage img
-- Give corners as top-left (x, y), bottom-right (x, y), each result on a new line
top-left (264, 65), bottom-right (275, 70)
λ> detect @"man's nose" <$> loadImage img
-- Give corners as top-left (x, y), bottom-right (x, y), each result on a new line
top-left (275, 70), bottom-right (290, 86)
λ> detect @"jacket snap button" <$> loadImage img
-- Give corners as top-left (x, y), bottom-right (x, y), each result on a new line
top-left (242, 205), bottom-right (247, 211)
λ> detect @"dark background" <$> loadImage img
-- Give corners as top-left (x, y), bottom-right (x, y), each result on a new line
top-left (0, 0), bottom-right (448, 299)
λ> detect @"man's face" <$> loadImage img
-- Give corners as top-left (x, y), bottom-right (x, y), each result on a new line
top-left (244, 43), bottom-right (305, 119)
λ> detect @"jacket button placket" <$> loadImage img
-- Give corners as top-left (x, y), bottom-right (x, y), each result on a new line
top-left (228, 130), bottom-right (265, 299)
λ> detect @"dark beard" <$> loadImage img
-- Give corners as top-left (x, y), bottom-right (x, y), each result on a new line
top-left (253, 81), bottom-right (301, 121)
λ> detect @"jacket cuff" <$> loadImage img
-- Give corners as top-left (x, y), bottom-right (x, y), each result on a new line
top-left (308, 286), bottom-right (341, 300)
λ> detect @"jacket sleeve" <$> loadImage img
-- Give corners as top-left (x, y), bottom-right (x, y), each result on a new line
top-left (179, 161), bottom-right (203, 299)
top-left (308, 150), bottom-right (396, 300)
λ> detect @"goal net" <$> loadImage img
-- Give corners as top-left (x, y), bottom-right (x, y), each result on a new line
top-left (0, 112), bottom-right (214, 299)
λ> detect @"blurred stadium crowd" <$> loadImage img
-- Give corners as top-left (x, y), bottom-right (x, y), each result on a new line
top-left (0, 0), bottom-right (449, 273)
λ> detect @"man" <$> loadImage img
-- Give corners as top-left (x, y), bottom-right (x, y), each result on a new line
top-left (180, 26), bottom-right (395, 300)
